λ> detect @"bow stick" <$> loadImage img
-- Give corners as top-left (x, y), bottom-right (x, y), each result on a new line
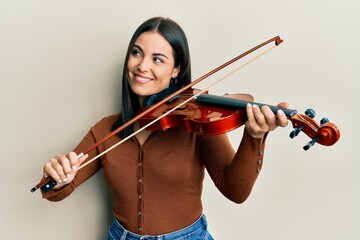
top-left (31, 36), bottom-right (283, 193)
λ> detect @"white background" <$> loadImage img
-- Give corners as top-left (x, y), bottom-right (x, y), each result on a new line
top-left (1, 0), bottom-right (359, 239)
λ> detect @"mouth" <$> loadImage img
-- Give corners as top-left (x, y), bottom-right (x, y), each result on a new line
top-left (134, 74), bottom-right (152, 84)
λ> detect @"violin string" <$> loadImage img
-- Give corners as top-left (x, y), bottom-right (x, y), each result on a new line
top-left (78, 45), bottom-right (278, 170)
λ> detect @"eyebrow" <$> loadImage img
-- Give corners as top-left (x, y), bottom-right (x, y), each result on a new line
top-left (133, 44), bottom-right (169, 59)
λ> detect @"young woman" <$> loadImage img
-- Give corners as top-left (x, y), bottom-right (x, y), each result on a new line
top-left (41, 17), bottom-right (288, 240)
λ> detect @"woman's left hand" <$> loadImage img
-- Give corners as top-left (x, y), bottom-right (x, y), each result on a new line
top-left (245, 102), bottom-right (289, 139)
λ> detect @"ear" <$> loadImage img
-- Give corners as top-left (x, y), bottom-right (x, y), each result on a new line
top-left (172, 66), bottom-right (180, 78)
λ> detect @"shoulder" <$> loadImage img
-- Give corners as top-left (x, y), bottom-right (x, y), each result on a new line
top-left (90, 113), bottom-right (120, 136)
top-left (96, 114), bottom-right (120, 125)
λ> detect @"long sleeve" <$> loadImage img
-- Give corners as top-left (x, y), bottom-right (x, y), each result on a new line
top-left (39, 114), bottom-right (268, 234)
top-left (41, 125), bottom-right (103, 201)
top-left (199, 129), bottom-right (266, 203)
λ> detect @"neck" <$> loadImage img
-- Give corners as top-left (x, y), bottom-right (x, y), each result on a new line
top-left (138, 96), bottom-right (146, 108)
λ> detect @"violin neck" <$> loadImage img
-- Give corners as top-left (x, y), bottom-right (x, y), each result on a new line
top-left (195, 94), bottom-right (297, 118)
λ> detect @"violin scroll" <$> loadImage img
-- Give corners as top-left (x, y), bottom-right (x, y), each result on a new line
top-left (289, 109), bottom-right (340, 150)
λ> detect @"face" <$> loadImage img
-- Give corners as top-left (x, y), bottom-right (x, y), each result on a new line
top-left (127, 31), bottom-right (180, 105)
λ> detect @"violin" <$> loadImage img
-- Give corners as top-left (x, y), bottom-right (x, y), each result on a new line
top-left (31, 36), bottom-right (340, 193)
top-left (138, 88), bottom-right (340, 150)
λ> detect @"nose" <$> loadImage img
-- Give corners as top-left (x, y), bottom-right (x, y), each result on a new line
top-left (137, 57), bottom-right (150, 72)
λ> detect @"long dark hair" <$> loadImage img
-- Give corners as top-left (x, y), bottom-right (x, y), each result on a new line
top-left (112, 17), bottom-right (192, 138)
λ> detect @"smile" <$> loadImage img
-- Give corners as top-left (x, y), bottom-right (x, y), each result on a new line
top-left (134, 74), bottom-right (152, 84)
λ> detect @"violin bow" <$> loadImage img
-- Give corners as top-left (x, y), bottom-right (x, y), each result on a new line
top-left (31, 36), bottom-right (283, 193)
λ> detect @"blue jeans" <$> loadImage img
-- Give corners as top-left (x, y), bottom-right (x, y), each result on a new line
top-left (106, 215), bottom-right (214, 240)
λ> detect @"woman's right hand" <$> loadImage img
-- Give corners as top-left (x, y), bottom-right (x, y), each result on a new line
top-left (42, 152), bottom-right (88, 190)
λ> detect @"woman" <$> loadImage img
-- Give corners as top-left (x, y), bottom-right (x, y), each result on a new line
top-left (41, 17), bottom-right (288, 239)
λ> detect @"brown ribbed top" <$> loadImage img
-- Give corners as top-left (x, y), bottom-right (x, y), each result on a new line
top-left (42, 114), bottom-right (266, 235)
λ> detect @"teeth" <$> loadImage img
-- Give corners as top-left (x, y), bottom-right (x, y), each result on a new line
top-left (135, 75), bottom-right (151, 83)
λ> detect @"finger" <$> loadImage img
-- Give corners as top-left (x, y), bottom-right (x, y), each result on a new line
top-left (43, 170), bottom-right (49, 178)
top-left (260, 105), bottom-right (277, 130)
top-left (43, 160), bottom-right (62, 184)
top-left (77, 153), bottom-right (88, 166)
top-left (57, 155), bottom-right (73, 182)
top-left (252, 104), bottom-right (267, 128)
top-left (246, 103), bottom-right (255, 123)
top-left (50, 155), bottom-right (70, 183)
top-left (276, 109), bottom-right (289, 127)
top-left (245, 103), bottom-right (255, 128)
top-left (67, 152), bottom-right (80, 171)
top-left (277, 102), bottom-right (289, 109)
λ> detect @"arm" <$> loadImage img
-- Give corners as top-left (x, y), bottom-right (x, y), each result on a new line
top-left (200, 103), bottom-right (288, 203)
top-left (200, 129), bottom-right (265, 203)
top-left (41, 129), bottom-right (102, 201)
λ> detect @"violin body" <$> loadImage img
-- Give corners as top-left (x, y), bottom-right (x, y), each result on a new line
top-left (138, 89), bottom-right (249, 135)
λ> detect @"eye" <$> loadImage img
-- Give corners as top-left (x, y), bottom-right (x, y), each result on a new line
top-left (153, 57), bottom-right (164, 63)
top-left (131, 48), bottom-right (142, 57)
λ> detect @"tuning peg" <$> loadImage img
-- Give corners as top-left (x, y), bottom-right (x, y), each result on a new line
top-left (289, 126), bottom-right (304, 139)
top-left (303, 137), bottom-right (319, 151)
top-left (320, 117), bottom-right (329, 125)
top-left (305, 108), bottom-right (316, 118)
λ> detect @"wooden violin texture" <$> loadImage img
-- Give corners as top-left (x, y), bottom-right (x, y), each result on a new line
top-left (138, 90), bottom-right (340, 150)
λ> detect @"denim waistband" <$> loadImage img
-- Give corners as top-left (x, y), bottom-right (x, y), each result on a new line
top-left (108, 214), bottom-right (208, 240)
